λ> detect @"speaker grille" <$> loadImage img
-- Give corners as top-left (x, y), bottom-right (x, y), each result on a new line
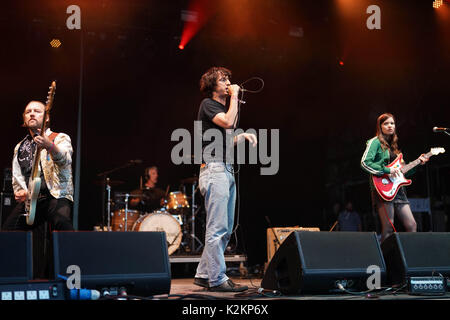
top-left (0, 232), bottom-right (32, 283)
top-left (399, 233), bottom-right (450, 268)
top-left (299, 232), bottom-right (383, 270)
top-left (53, 231), bottom-right (171, 295)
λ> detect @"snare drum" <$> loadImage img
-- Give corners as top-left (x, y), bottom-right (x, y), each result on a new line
top-left (111, 209), bottom-right (140, 231)
top-left (132, 211), bottom-right (182, 255)
top-left (165, 191), bottom-right (189, 211)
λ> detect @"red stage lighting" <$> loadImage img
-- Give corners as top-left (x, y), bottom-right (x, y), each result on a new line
top-left (179, 0), bottom-right (215, 51)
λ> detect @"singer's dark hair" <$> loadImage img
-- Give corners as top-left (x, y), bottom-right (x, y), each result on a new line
top-left (199, 67), bottom-right (232, 97)
top-left (376, 113), bottom-right (400, 154)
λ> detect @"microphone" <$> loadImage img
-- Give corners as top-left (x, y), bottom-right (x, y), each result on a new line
top-left (69, 288), bottom-right (101, 300)
top-left (129, 159), bottom-right (143, 164)
top-left (433, 127), bottom-right (449, 132)
top-left (226, 84), bottom-right (249, 92)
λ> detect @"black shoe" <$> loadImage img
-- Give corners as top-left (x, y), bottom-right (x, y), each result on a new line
top-left (194, 277), bottom-right (209, 288)
top-left (208, 279), bottom-right (248, 292)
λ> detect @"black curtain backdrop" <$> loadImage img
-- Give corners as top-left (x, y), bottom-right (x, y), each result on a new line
top-left (1, 0), bottom-right (449, 266)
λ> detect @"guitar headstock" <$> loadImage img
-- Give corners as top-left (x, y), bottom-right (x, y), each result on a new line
top-left (45, 81), bottom-right (56, 112)
top-left (430, 147), bottom-right (445, 155)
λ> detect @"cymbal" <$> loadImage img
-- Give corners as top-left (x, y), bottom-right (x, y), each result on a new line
top-left (115, 192), bottom-right (143, 198)
top-left (93, 179), bottom-right (125, 186)
top-left (180, 176), bottom-right (198, 184)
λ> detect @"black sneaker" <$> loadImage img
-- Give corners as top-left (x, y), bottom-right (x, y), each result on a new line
top-left (194, 277), bottom-right (209, 288)
top-left (208, 279), bottom-right (248, 292)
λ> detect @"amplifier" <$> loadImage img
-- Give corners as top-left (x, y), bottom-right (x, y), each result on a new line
top-left (407, 276), bottom-right (447, 295)
top-left (266, 227), bottom-right (320, 263)
top-left (0, 281), bottom-right (66, 300)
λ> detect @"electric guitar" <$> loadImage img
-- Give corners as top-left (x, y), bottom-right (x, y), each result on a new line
top-left (372, 147), bottom-right (445, 201)
top-left (25, 81), bottom-right (56, 225)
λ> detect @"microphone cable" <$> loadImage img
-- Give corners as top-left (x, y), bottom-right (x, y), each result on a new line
top-left (226, 77), bottom-right (264, 274)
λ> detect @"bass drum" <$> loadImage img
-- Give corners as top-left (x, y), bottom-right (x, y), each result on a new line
top-left (132, 211), bottom-right (182, 255)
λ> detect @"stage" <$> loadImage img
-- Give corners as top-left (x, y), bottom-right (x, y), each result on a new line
top-left (161, 277), bottom-right (450, 301)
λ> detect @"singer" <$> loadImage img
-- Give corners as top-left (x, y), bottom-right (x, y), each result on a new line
top-left (360, 113), bottom-right (428, 243)
top-left (193, 67), bottom-right (256, 292)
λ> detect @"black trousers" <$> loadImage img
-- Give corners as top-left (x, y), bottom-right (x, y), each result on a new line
top-left (2, 196), bottom-right (73, 231)
top-left (2, 195), bottom-right (74, 279)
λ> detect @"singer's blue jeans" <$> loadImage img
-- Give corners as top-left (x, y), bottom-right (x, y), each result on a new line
top-left (195, 162), bottom-right (236, 287)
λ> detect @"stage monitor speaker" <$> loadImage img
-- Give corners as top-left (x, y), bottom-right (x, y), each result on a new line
top-left (53, 231), bottom-right (171, 296)
top-left (381, 232), bottom-right (450, 285)
top-left (261, 231), bottom-right (386, 294)
top-left (0, 232), bottom-right (33, 283)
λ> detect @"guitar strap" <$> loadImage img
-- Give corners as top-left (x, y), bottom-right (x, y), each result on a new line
top-left (380, 202), bottom-right (397, 233)
top-left (42, 132), bottom-right (59, 164)
top-left (48, 132), bottom-right (59, 142)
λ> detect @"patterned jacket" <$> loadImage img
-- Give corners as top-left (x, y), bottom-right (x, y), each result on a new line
top-left (12, 128), bottom-right (74, 202)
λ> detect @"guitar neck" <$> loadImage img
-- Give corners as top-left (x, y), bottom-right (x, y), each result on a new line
top-left (401, 151), bottom-right (432, 174)
top-left (30, 119), bottom-right (49, 179)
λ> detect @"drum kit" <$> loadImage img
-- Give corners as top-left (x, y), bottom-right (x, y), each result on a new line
top-left (99, 175), bottom-right (205, 256)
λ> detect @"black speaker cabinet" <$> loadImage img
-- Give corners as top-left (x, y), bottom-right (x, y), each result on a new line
top-left (381, 232), bottom-right (450, 285)
top-left (53, 231), bottom-right (171, 296)
top-left (261, 231), bottom-right (386, 294)
top-left (0, 232), bottom-right (33, 283)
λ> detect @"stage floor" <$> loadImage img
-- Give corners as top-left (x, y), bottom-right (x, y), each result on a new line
top-left (158, 277), bottom-right (450, 301)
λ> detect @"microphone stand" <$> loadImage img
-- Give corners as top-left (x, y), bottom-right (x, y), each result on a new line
top-left (97, 161), bottom-right (136, 232)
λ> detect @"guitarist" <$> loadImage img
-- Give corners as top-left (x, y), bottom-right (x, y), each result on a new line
top-left (360, 113), bottom-right (428, 243)
top-left (3, 101), bottom-right (74, 232)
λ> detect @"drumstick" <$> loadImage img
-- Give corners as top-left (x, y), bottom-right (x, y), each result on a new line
top-left (165, 185), bottom-right (170, 196)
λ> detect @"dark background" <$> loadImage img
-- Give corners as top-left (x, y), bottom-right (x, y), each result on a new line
top-left (1, 0), bottom-right (449, 267)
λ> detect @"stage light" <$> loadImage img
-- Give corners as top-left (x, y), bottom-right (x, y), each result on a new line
top-left (433, 0), bottom-right (443, 9)
top-left (339, 60), bottom-right (344, 66)
top-left (50, 39), bottom-right (61, 48)
top-left (181, 10), bottom-right (198, 23)
top-left (178, 0), bottom-right (216, 52)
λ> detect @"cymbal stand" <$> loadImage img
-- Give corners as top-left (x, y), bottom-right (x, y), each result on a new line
top-left (97, 160), bottom-right (138, 232)
top-left (106, 178), bottom-right (112, 231)
top-left (124, 193), bottom-right (130, 231)
top-left (190, 181), bottom-right (204, 253)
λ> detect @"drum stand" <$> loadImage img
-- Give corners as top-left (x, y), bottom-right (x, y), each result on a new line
top-left (97, 160), bottom-right (139, 232)
top-left (188, 181), bottom-right (204, 254)
top-left (114, 193), bottom-right (131, 231)
top-left (106, 178), bottom-right (112, 231)
top-left (124, 194), bottom-right (130, 231)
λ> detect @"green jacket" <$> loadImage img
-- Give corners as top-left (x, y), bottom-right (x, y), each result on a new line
top-left (360, 137), bottom-right (416, 178)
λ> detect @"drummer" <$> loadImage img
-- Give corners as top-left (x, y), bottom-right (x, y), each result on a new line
top-left (130, 166), bottom-right (166, 212)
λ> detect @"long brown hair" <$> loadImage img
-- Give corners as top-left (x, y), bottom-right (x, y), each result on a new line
top-left (376, 113), bottom-right (400, 154)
